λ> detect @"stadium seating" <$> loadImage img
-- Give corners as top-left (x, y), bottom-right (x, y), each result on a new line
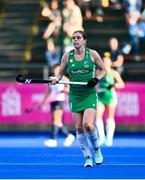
top-left (0, 0), bottom-right (40, 63)
top-left (0, 0), bottom-right (145, 81)
top-left (0, 0), bottom-right (42, 81)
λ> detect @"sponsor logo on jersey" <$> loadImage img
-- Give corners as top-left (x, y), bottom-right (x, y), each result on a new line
top-left (70, 69), bottom-right (89, 74)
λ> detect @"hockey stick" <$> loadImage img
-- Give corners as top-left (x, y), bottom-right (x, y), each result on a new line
top-left (24, 106), bottom-right (40, 113)
top-left (16, 74), bottom-right (87, 85)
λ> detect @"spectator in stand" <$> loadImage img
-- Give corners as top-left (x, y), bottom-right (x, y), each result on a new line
top-left (62, 0), bottom-right (84, 52)
top-left (109, 0), bottom-right (122, 8)
top-left (108, 37), bottom-right (124, 74)
top-left (75, 0), bottom-right (93, 18)
top-left (123, 0), bottom-right (142, 60)
top-left (43, 28), bottom-right (62, 67)
top-left (76, 0), bottom-right (104, 18)
top-left (41, 0), bottom-right (62, 67)
top-left (135, 8), bottom-right (145, 39)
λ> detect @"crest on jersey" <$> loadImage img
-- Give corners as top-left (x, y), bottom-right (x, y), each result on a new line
top-left (84, 61), bottom-right (89, 68)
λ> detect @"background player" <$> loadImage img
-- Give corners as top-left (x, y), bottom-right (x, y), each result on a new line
top-left (38, 64), bottom-right (75, 147)
top-left (96, 54), bottom-right (125, 146)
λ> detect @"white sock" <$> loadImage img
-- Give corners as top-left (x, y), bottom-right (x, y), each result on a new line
top-left (85, 126), bottom-right (99, 151)
top-left (96, 119), bottom-right (105, 142)
top-left (106, 119), bottom-right (116, 142)
top-left (76, 132), bottom-right (92, 158)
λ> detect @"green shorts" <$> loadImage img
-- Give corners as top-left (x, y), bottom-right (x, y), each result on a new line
top-left (98, 89), bottom-right (117, 106)
top-left (69, 92), bottom-right (97, 112)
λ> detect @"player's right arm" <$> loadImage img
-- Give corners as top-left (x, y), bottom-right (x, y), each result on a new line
top-left (38, 87), bottom-right (50, 108)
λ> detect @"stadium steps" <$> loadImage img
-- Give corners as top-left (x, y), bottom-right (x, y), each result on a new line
top-left (0, 0), bottom-right (40, 64)
top-left (124, 61), bottom-right (145, 81)
top-left (0, 61), bottom-right (47, 82)
top-left (0, 0), bottom-right (5, 14)
top-left (0, 0), bottom-right (41, 81)
top-left (30, 14), bottom-right (48, 64)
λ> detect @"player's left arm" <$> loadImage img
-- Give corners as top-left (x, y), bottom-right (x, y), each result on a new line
top-left (111, 69), bottom-right (125, 89)
top-left (90, 49), bottom-right (106, 80)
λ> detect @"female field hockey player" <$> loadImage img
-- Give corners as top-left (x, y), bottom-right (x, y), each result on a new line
top-left (96, 53), bottom-right (125, 146)
top-left (49, 30), bottom-right (106, 167)
top-left (38, 64), bottom-right (75, 147)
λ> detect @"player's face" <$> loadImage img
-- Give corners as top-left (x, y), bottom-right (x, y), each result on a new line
top-left (109, 38), bottom-right (118, 50)
top-left (72, 32), bottom-right (86, 48)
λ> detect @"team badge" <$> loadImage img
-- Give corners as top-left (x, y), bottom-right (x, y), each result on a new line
top-left (84, 61), bottom-right (89, 68)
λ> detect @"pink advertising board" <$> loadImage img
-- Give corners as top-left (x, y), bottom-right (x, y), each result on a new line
top-left (0, 82), bottom-right (145, 125)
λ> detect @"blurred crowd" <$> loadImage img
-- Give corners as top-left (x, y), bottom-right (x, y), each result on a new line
top-left (41, 0), bottom-right (83, 67)
top-left (40, 0), bottom-right (145, 69)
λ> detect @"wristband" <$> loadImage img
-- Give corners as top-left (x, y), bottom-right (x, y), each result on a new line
top-left (87, 77), bottom-right (99, 87)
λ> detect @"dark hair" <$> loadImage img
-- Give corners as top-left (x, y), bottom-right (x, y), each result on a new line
top-left (73, 30), bottom-right (87, 40)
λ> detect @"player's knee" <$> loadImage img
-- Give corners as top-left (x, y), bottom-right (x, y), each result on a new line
top-left (76, 128), bottom-right (84, 134)
top-left (83, 123), bottom-right (94, 131)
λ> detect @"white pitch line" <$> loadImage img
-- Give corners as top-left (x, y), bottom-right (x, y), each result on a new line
top-left (2, 179), bottom-right (144, 180)
top-left (0, 155), bottom-right (144, 157)
top-left (0, 163), bottom-right (145, 166)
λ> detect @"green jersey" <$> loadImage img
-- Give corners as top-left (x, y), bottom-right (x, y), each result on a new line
top-left (98, 70), bottom-right (115, 105)
top-left (67, 48), bottom-right (97, 112)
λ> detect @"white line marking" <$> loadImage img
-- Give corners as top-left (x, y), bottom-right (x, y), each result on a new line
top-left (2, 179), bottom-right (144, 180)
top-left (0, 154), bottom-right (145, 158)
top-left (0, 163), bottom-right (145, 166)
